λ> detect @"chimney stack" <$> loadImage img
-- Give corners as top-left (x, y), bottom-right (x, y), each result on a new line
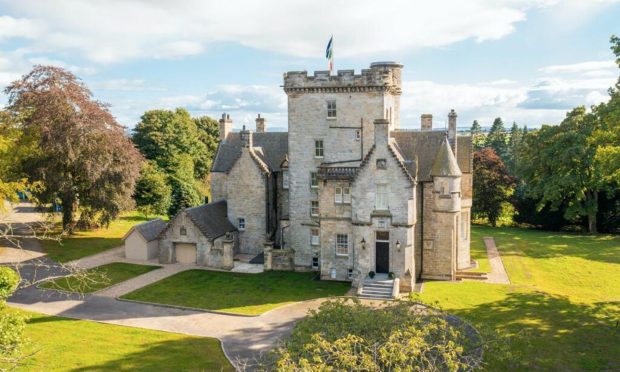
top-left (374, 118), bottom-right (390, 147)
top-left (421, 114), bottom-right (433, 130)
top-left (219, 113), bottom-right (233, 142)
top-left (255, 114), bottom-right (266, 133)
top-left (448, 109), bottom-right (457, 151)
top-left (240, 125), bottom-right (253, 148)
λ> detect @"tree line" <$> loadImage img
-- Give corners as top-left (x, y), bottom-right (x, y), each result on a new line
top-left (472, 35), bottom-right (620, 233)
top-left (0, 65), bottom-right (220, 233)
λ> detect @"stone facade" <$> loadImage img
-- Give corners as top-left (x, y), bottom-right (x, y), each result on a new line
top-left (158, 209), bottom-right (235, 269)
top-left (208, 61), bottom-right (473, 292)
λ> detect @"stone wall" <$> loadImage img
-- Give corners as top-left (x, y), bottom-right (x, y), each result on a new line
top-left (226, 148), bottom-right (267, 255)
top-left (285, 63), bottom-right (403, 268)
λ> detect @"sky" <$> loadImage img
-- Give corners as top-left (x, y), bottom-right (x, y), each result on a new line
top-left (0, 0), bottom-right (619, 132)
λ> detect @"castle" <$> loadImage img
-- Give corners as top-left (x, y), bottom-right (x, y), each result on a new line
top-left (207, 62), bottom-right (473, 292)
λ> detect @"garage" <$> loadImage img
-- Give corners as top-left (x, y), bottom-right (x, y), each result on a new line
top-left (175, 243), bottom-right (197, 264)
top-left (122, 218), bottom-right (168, 261)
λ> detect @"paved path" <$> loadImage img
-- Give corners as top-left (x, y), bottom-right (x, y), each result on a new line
top-left (482, 237), bottom-right (511, 284)
top-left (95, 264), bottom-right (189, 297)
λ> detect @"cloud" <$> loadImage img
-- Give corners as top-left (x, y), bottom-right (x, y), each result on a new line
top-left (90, 79), bottom-right (164, 92)
top-left (0, 15), bottom-right (42, 41)
top-left (539, 60), bottom-right (616, 74)
top-left (0, 0), bottom-right (573, 63)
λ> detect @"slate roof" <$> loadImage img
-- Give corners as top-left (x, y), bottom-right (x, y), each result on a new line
top-left (431, 138), bottom-right (462, 177)
top-left (184, 200), bottom-right (237, 240)
top-left (124, 218), bottom-right (168, 242)
top-left (391, 131), bottom-right (471, 181)
top-left (212, 132), bottom-right (289, 173)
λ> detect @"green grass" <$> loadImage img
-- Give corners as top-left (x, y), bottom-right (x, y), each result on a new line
top-left (41, 212), bottom-right (163, 263)
top-left (465, 226), bottom-right (491, 273)
top-left (40, 262), bottom-right (161, 293)
top-left (418, 225), bottom-right (620, 370)
top-left (17, 311), bottom-right (232, 371)
top-left (122, 270), bottom-right (351, 315)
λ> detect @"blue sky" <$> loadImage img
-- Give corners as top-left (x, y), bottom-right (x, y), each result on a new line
top-left (1, 0), bottom-right (619, 132)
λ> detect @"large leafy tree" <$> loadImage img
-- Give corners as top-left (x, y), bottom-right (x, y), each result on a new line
top-left (506, 121), bottom-right (523, 174)
top-left (518, 107), bottom-right (603, 232)
top-left (134, 161), bottom-right (172, 219)
top-left (4, 66), bottom-right (142, 230)
top-left (132, 109), bottom-right (211, 180)
top-left (485, 117), bottom-right (508, 160)
top-left (473, 148), bottom-right (515, 227)
top-left (592, 35), bottom-right (620, 184)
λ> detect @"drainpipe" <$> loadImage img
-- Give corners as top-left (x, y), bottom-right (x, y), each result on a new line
top-left (419, 183), bottom-right (424, 280)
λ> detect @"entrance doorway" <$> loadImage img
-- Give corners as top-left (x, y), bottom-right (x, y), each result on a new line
top-left (375, 231), bottom-right (390, 274)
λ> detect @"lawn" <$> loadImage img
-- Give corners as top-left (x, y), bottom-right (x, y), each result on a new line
top-left (122, 270), bottom-right (351, 315)
top-left (16, 311), bottom-right (232, 371)
top-left (41, 212), bottom-right (162, 263)
top-left (40, 262), bottom-right (161, 293)
top-left (418, 225), bottom-right (620, 370)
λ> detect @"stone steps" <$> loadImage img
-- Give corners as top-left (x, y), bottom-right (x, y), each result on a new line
top-left (455, 271), bottom-right (488, 281)
top-left (358, 280), bottom-right (394, 300)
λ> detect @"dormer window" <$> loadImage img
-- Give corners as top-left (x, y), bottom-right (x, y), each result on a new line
top-left (327, 100), bottom-right (336, 118)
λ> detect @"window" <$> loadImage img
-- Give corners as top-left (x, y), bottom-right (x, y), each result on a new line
top-left (311, 228), bottom-right (320, 245)
top-left (440, 181), bottom-right (449, 196)
top-left (376, 184), bottom-right (388, 210)
top-left (310, 172), bottom-right (318, 188)
top-left (282, 170), bottom-right (289, 189)
top-left (347, 268), bottom-right (354, 279)
top-left (180, 226), bottom-right (187, 236)
top-left (312, 256), bottom-right (319, 269)
top-left (336, 234), bottom-right (349, 255)
top-left (335, 186), bottom-right (351, 204)
top-left (238, 218), bottom-right (245, 231)
top-left (327, 100), bottom-right (336, 118)
top-left (315, 140), bottom-right (324, 158)
top-left (311, 201), bottom-right (319, 217)
top-left (355, 129), bottom-right (361, 141)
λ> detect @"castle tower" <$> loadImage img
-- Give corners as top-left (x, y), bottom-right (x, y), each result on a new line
top-left (283, 62), bottom-right (403, 267)
top-left (424, 137), bottom-right (463, 280)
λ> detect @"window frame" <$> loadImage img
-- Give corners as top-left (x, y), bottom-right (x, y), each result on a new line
top-left (312, 256), bottom-right (320, 269)
top-left (310, 200), bottom-right (319, 217)
top-left (314, 140), bottom-right (324, 158)
top-left (238, 218), bottom-right (246, 231)
top-left (375, 184), bottom-right (388, 210)
top-left (335, 186), bottom-right (351, 204)
top-left (335, 234), bottom-right (349, 256)
top-left (310, 228), bottom-right (320, 246)
top-left (310, 172), bottom-right (318, 189)
top-left (327, 100), bottom-right (337, 118)
top-left (282, 170), bottom-right (289, 189)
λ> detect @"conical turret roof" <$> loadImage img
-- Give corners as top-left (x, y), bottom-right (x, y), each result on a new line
top-left (431, 137), bottom-right (462, 177)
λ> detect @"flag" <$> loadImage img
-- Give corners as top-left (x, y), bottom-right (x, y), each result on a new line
top-left (326, 36), bottom-right (334, 73)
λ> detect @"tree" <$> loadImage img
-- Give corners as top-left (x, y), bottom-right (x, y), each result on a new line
top-left (470, 120), bottom-right (485, 151)
top-left (592, 35), bottom-right (620, 184)
top-left (517, 107), bottom-right (603, 232)
top-left (258, 299), bottom-right (485, 371)
top-left (167, 154), bottom-right (202, 216)
top-left (132, 109), bottom-right (211, 180)
top-left (4, 66), bottom-right (142, 231)
top-left (0, 267), bottom-right (26, 368)
top-left (134, 161), bottom-right (171, 219)
top-left (473, 148), bottom-right (515, 227)
top-left (485, 117), bottom-right (508, 160)
top-left (506, 121), bottom-right (523, 174)
top-left (193, 115), bottom-right (220, 177)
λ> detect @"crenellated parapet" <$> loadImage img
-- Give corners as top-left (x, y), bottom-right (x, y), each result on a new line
top-left (283, 61), bottom-right (403, 95)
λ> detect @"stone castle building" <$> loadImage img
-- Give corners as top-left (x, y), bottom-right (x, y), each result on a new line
top-left (208, 62), bottom-right (474, 292)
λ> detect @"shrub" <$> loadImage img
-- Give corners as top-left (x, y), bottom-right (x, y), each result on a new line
top-left (368, 271), bottom-right (375, 279)
top-left (258, 299), bottom-right (483, 371)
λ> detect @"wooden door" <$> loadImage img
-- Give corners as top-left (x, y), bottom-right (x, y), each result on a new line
top-left (375, 241), bottom-right (389, 273)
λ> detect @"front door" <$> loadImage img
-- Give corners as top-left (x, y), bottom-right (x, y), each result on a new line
top-left (375, 231), bottom-right (390, 274)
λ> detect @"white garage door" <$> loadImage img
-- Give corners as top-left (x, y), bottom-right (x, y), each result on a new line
top-left (175, 243), bottom-right (197, 264)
